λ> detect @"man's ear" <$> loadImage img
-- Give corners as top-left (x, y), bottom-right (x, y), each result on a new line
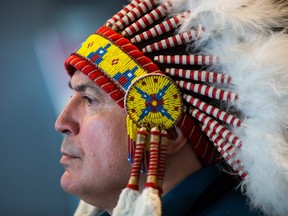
top-left (166, 126), bottom-right (187, 155)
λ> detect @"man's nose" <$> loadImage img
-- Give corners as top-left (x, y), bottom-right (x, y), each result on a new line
top-left (55, 99), bottom-right (80, 135)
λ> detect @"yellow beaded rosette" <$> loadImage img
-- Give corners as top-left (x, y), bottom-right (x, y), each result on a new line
top-left (125, 74), bottom-right (182, 130)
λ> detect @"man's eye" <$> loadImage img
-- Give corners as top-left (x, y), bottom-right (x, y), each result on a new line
top-left (82, 96), bottom-right (98, 105)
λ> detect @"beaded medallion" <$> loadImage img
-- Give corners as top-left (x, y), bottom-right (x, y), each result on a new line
top-left (125, 74), bottom-right (182, 130)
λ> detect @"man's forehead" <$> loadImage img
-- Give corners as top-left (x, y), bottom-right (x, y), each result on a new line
top-left (70, 70), bottom-right (93, 85)
top-left (70, 71), bottom-right (106, 97)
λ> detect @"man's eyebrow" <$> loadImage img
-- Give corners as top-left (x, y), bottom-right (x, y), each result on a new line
top-left (69, 81), bottom-right (105, 97)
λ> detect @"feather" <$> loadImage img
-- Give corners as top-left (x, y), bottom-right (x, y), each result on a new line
top-left (175, 0), bottom-right (288, 39)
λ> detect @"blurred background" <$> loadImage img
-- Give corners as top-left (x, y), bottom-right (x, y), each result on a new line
top-left (0, 0), bottom-right (126, 215)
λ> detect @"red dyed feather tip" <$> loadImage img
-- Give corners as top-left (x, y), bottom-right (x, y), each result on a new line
top-left (131, 11), bottom-right (191, 43)
top-left (154, 55), bottom-right (220, 65)
top-left (183, 94), bottom-right (241, 127)
top-left (165, 68), bottom-right (232, 84)
top-left (106, 0), bottom-right (141, 27)
top-left (123, 1), bottom-right (173, 37)
top-left (142, 30), bottom-right (200, 53)
top-left (112, 0), bottom-right (156, 31)
top-left (201, 124), bottom-right (246, 179)
top-left (176, 81), bottom-right (238, 102)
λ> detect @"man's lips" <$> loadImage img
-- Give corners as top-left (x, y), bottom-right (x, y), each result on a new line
top-left (60, 141), bottom-right (81, 163)
top-left (60, 145), bottom-right (80, 158)
top-left (61, 151), bottom-right (80, 158)
top-left (60, 151), bottom-right (80, 164)
top-left (62, 152), bottom-right (78, 158)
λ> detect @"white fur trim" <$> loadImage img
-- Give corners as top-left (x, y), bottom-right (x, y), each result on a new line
top-left (135, 187), bottom-right (161, 216)
top-left (112, 188), bottom-right (140, 216)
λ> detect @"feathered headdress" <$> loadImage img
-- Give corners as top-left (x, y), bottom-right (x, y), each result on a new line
top-left (65, 0), bottom-right (288, 215)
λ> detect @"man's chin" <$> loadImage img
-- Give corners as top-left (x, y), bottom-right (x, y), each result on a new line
top-left (60, 171), bottom-right (79, 194)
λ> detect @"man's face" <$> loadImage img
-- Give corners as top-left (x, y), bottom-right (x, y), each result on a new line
top-left (55, 71), bottom-right (130, 205)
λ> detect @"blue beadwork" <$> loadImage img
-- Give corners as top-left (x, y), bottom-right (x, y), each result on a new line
top-left (113, 66), bottom-right (138, 90)
top-left (135, 83), bottom-right (175, 123)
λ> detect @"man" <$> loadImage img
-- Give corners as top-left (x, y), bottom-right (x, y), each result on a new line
top-left (55, 70), bottom-right (211, 215)
top-left (55, 0), bottom-right (288, 215)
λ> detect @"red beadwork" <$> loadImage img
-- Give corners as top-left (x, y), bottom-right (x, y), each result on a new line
top-left (157, 131), bottom-right (169, 187)
top-left (64, 54), bottom-right (125, 108)
top-left (114, 37), bottom-right (131, 47)
top-left (96, 26), bottom-right (161, 74)
top-left (146, 128), bottom-right (160, 184)
top-left (144, 182), bottom-right (158, 189)
top-left (81, 65), bottom-right (95, 75)
top-left (96, 26), bottom-right (107, 35)
top-left (108, 34), bottom-right (123, 43)
top-left (121, 43), bottom-right (139, 54)
top-left (176, 114), bottom-right (219, 165)
top-left (128, 128), bottom-right (149, 189)
top-left (127, 184), bottom-right (139, 191)
top-left (130, 142), bottom-right (145, 177)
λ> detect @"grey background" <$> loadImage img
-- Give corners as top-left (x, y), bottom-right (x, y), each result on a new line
top-left (0, 0), bottom-right (126, 215)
